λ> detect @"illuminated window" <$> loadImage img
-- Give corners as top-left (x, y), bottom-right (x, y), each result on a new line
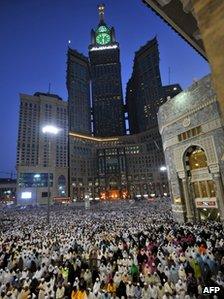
top-left (193, 182), bottom-right (200, 198)
top-left (199, 181), bottom-right (208, 198)
top-left (19, 173), bottom-right (53, 187)
top-left (196, 126), bottom-right (202, 134)
top-left (188, 149), bottom-right (207, 170)
top-left (193, 180), bottom-right (216, 198)
top-left (208, 180), bottom-right (216, 197)
top-left (192, 128), bottom-right (197, 136)
top-left (182, 132), bottom-right (187, 140)
top-left (186, 130), bottom-right (191, 139)
top-left (178, 126), bottom-right (202, 141)
top-left (58, 175), bottom-right (66, 196)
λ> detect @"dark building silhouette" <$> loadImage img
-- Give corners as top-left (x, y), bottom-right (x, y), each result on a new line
top-left (126, 77), bottom-right (139, 133)
top-left (66, 48), bottom-right (91, 134)
top-left (89, 4), bottom-right (125, 137)
top-left (126, 38), bottom-right (182, 134)
top-left (126, 38), bottom-right (164, 134)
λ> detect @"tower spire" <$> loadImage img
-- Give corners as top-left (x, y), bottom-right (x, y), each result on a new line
top-left (98, 3), bottom-right (105, 23)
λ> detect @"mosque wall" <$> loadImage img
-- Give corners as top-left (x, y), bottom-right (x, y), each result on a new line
top-left (158, 75), bottom-right (224, 222)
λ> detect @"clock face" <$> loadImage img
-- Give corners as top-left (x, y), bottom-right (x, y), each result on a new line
top-left (96, 33), bottom-right (111, 45)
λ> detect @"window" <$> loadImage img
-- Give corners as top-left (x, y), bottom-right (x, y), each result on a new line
top-left (188, 149), bottom-right (207, 170)
top-left (178, 126), bottom-right (202, 142)
top-left (193, 180), bottom-right (216, 198)
top-left (193, 182), bottom-right (200, 198)
top-left (58, 175), bottom-right (66, 196)
top-left (208, 180), bottom-right (216, 197)
top-left (199, 181), bottom-right (208, 198)
top-left (18, 173), bottom-right (53, 187)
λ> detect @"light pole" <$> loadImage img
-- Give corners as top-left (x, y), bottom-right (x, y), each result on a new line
top-left (42, 125), bottom-right (61, 224)
top-left (159, 166), bottom-right (167, 197)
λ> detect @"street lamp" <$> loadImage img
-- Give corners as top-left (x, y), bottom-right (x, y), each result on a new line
top-left (42, 125), bottom-right (61, 224)
top-left (159, 166), bottom-right (168, 197)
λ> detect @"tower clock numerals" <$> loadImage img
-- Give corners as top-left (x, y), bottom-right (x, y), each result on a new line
top-left (96, 33), bottom-right (111, 45)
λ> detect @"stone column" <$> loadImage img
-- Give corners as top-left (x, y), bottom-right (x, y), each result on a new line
top-left (205, 180), bottom-right (210, 198)
top-left (190, 181), bottom-right (200, 221)
top-left (198, 181), bottom-right (203, 198)
top-left (209, 164), bottom-right (224, 222)
top-left (192, 0), bottom-right (224, 120)
top-left (213, 172), bottom-right (224, 222)
top-left (182, 177), bottom-right (194, 222)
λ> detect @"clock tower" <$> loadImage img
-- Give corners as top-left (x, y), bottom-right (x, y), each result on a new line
top-left (89, 4), bottom-right (125, 137)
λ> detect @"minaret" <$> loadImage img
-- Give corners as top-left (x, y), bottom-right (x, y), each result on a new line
top-left (98, 3), bottom-right (105, 23)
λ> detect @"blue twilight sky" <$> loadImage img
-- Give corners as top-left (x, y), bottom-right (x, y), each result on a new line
top-left (0, 0), bottom-right (210, 176)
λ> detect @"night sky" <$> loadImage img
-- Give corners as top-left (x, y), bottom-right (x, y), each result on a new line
top-left (0, 0), bottom-right (210, 176)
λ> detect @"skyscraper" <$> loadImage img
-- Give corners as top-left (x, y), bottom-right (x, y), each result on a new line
top-left (89, 4), bottom-right (125, 137)
top-left (16, 92), bottom-right (68, 205)
top-left (67, 48), bottom-right (91, 134)
top-left (127, 37), bottom-right (164, 134)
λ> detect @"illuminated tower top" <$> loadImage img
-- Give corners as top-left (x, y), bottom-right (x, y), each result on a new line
top-left (90, 4), bottom-right (116, 47)
top-left (98, 3), bottom-right (105, 23)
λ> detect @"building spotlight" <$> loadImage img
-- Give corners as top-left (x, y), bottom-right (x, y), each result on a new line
top-left (42, 125), bottom-right (61, 135)
top-left (160, 166), bottom-right (167, 172)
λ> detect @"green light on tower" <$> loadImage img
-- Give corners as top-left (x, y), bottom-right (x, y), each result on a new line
top-left (97, 25), bottom-right (108, 33)
top-left (96, 32), bottom-right (111, 45)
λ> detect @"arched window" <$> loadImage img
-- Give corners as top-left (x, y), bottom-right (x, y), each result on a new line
top-left (188, 148), bottom-right (207, 170)
top-left (184, 146), bottom-right (216, 199)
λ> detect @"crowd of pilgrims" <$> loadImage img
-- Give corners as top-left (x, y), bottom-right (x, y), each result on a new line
top-left (0, 198), bottom-right (224, 299)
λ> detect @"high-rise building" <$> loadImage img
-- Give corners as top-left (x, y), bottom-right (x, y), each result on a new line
top-left (16, 92), bottom-right (68, 205)
top-left (16, 5), bottom-right (182, 204)
top-left (67, 48), bottom-right (91, 134)
top-left (126, 77), bottom-right (139, 133)
top-left (89, 4), bottom-right (125, 137)
top-left (126, 37), bottom-right (164, 134)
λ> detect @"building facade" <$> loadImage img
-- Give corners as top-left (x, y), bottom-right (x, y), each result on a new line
top-left (126, 38), bottom-right (164, 134)
top-left (16, 5), bottom-right (183, 204)
top-left (67, 7), bottom-right (184, 202)
top-left (67, 48), bottom-right (91, 134)
top-left (16, 92), bottom-right (68, 205)
top-left (69, 129), bottom-right (168, 201)
top-left (89, 4), bottom-right (125, 137)
top-left (158, 75), bottom-right (224, 222)
top-left (0, 178), bottom-right (16, 203)
top-left (126, 38), bottom-right (182, 135)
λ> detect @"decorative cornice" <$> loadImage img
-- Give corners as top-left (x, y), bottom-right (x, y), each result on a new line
top-left (163, 117), bottom-right (222, 151)
top-left (159, 96), bottom-right (217, 134)
top-left (209, 164), bottom-right (220, 174)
